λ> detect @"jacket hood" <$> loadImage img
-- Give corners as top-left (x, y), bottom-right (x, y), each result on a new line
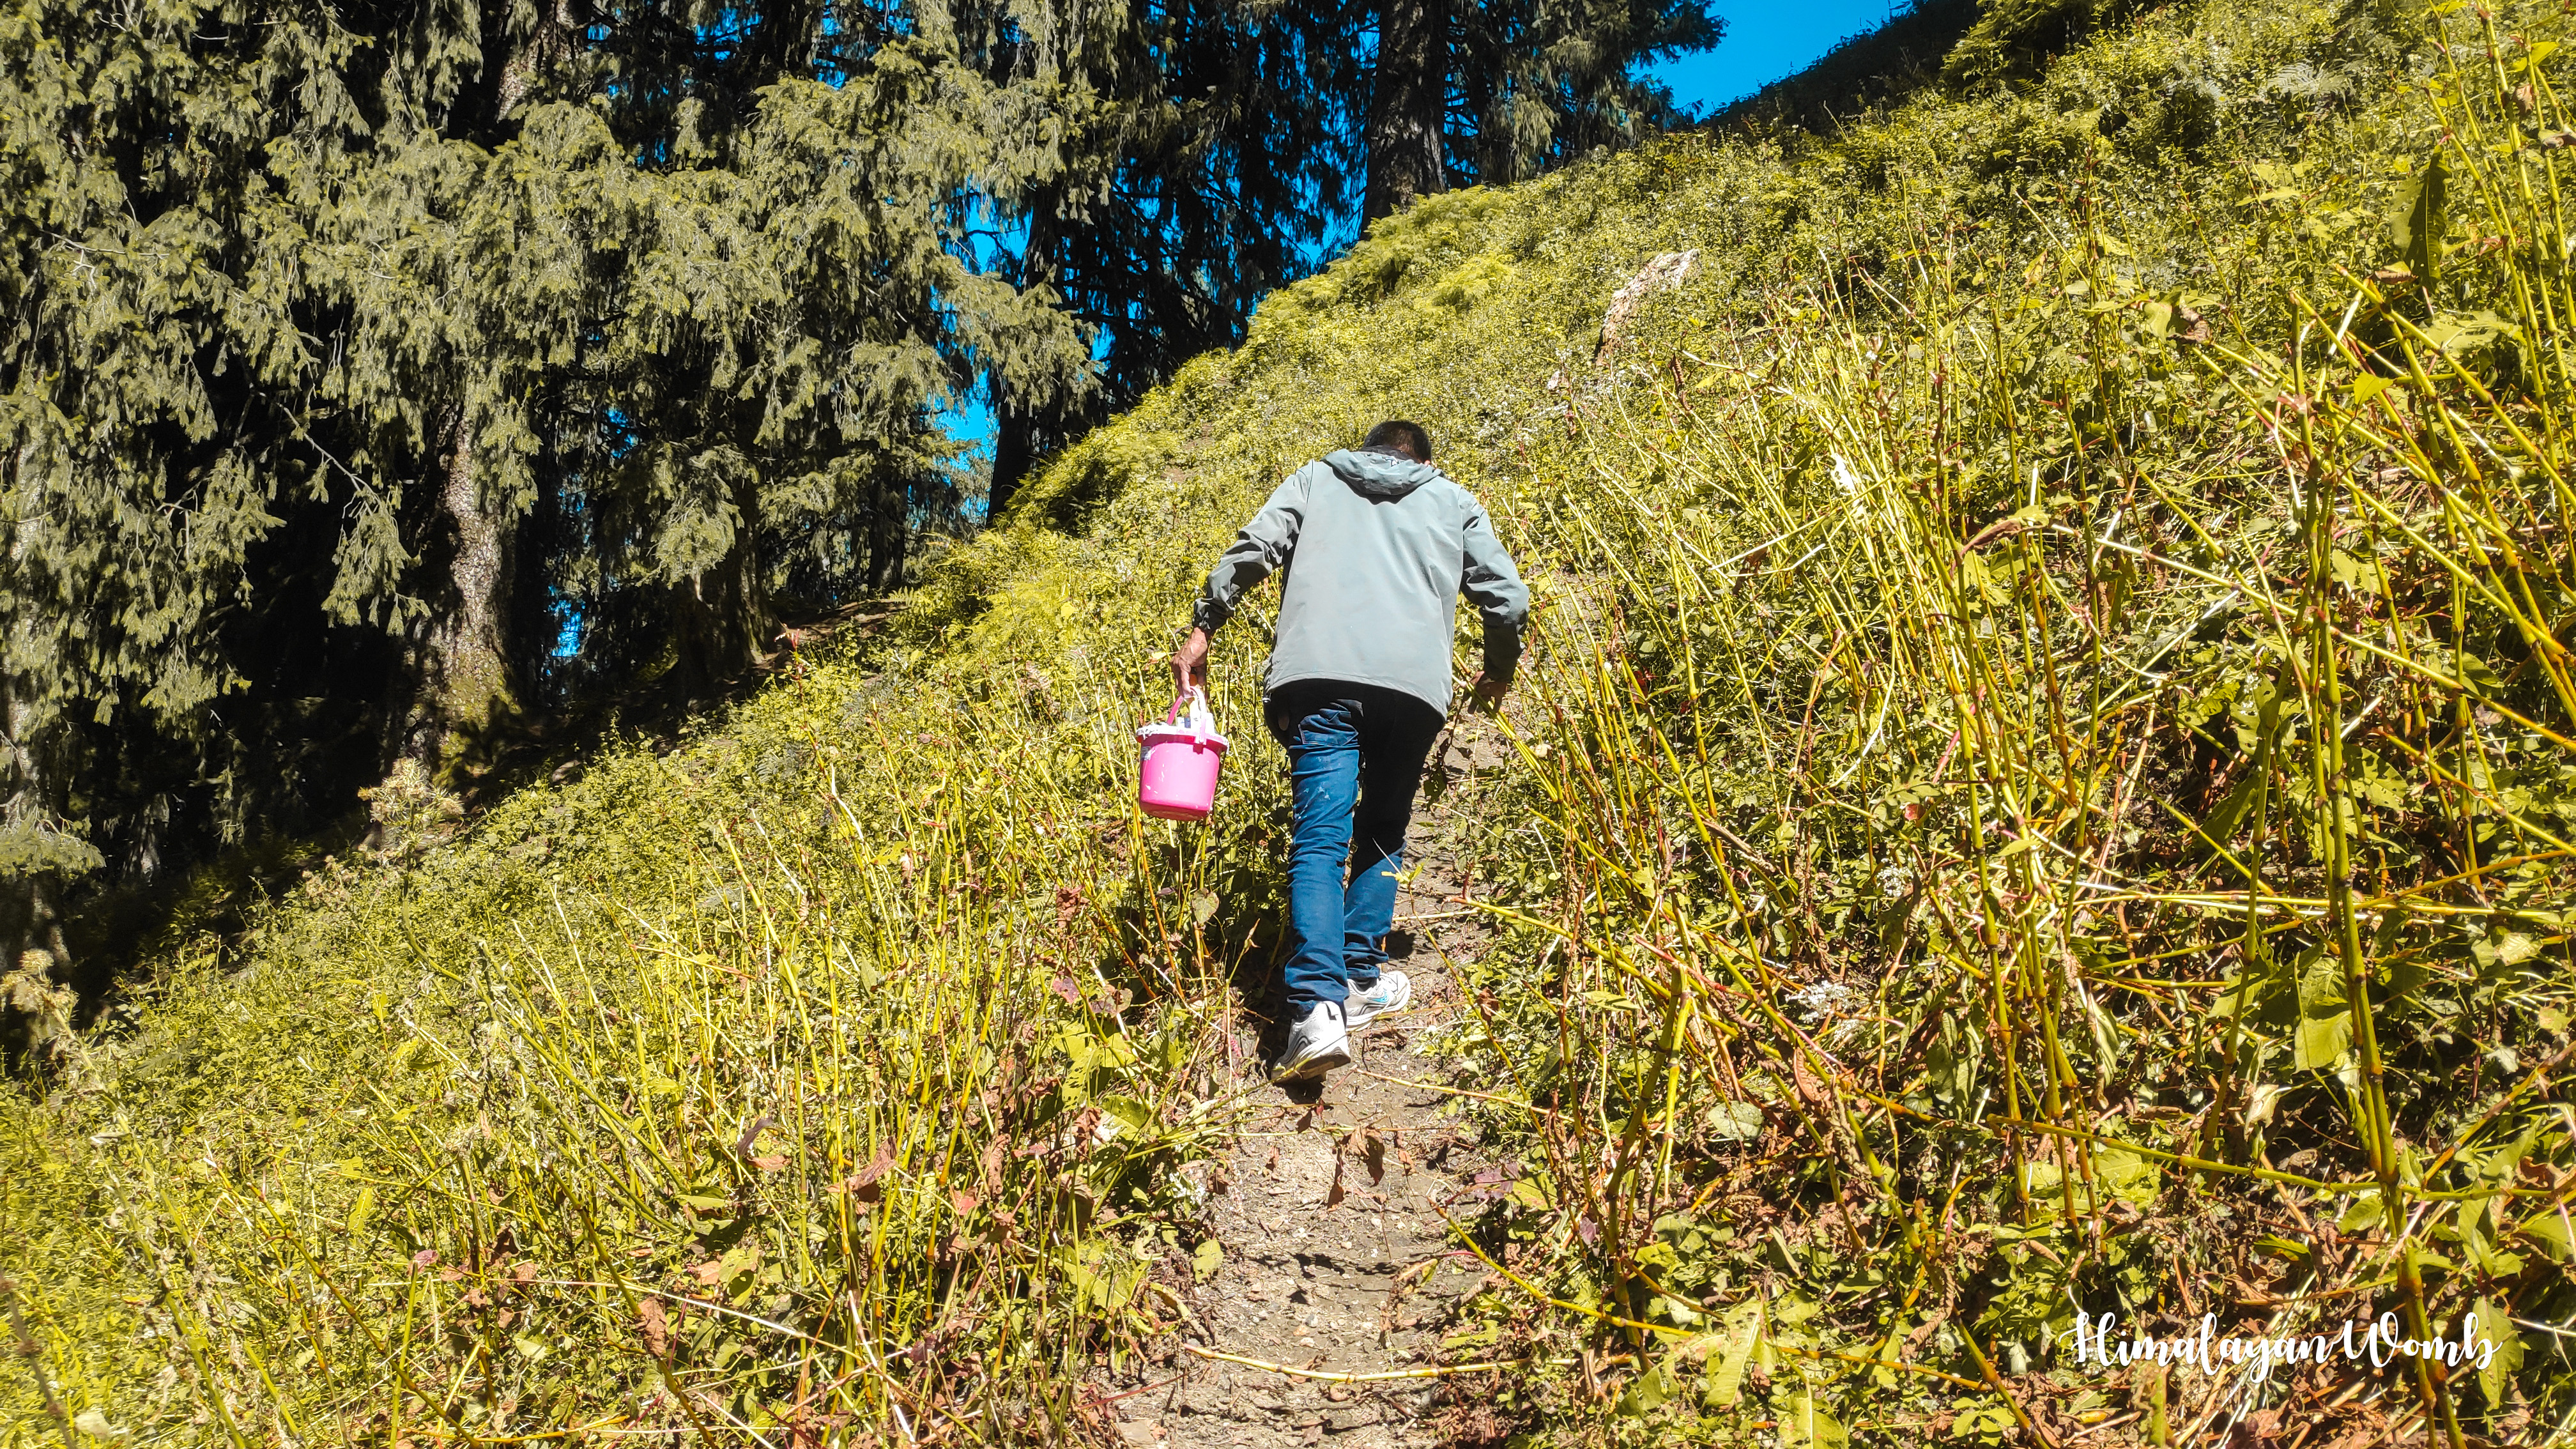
top-left (1324, 447), bottom-right (1444, 501)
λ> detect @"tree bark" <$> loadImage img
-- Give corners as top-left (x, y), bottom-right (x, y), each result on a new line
top-left (392, 408), bottom-right (518, 774)
top-left (989, 403), bottom-right (1038, 523)
top-left (0, 689), bottom-right (73, 977)
top-left (1365, 0), bottom-right (1450, 221)
top-left (480, 0), bottom-right (583, 134)
top-left (667, 535), bottom-right (769, 707)
top-left (664, 463), bottom-right (769, 707)
top-left (1, 442), bottom-right (77, 1000)
top-left (866, 473), bottom-right (908, 593)
top-left (987, 196), bottom-right (1064, 525)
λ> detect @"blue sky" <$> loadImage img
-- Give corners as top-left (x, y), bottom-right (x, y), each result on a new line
top-left (1652, 0), bottom-right (1911, 116)
top-left (944, 4), bottom-right (1901, 460)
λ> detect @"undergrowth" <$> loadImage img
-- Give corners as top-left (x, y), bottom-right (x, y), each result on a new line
top-left (10, 0), bottom-right (2576, 1445)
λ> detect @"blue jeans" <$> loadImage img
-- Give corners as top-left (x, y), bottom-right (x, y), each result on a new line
top-left (1267, 682), bottom-right (1444, 1012)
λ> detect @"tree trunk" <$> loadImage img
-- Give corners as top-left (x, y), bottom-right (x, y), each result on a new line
top-left (482, 0), bottom-right (583, 133)
top-left (989, 404), bottom-right (1038, 523)
top-left (987, 197), bottom-right (1063, 525)
top-left (1365, 0), bottom-right (1450, 221)
top-left (866, 473), bottom-right (908, 593)
top-left (0, 680), bottom-right (73, 977)
top-left (666, 493), bottom-right (769, 708)
top-left (392, 408), bottom-right (518, 774)
top-left (1, 442), bottom-right (79, 1043)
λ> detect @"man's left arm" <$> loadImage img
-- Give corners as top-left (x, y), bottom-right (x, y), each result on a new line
top-left (1459, 500), bottom-right (1530, 709)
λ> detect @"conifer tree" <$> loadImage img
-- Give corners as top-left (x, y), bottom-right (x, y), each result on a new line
top-left (0, 0), bottom-right (1100, 975)
top-left (0, 0), bottom-right (372, 970)
top-left (0, 0), bottom-right (1713, 992)
top-left (1367, 0), bottom-right (1450, 219)
top-left (986, 0), bottom-right (1721, 515)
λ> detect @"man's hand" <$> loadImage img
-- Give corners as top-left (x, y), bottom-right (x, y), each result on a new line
top-left (1172, 628), bottom-right (1211, 695)
top-left (1468, 670), bottom-right (1510, 714)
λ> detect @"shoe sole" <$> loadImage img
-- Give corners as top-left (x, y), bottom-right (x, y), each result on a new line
top-left (1344, 983), bottom-right (1414, 1032)
top-left (1267, 1042), bottom-right (1353, 1082)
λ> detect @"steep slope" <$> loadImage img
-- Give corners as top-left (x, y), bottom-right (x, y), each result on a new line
top-left (12, 0), bottom-right (2576, 1445)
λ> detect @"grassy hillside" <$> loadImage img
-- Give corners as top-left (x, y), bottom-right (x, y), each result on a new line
top-left (12, 0), bottom-right (2576, 1443)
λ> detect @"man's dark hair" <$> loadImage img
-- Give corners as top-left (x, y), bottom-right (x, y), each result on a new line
top-left (1362, 420), bottom-right (1432, 462)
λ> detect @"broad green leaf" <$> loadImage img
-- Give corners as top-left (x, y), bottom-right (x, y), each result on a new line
top-left (2328, 548), bottom-right (2381, 594)
top-left (1779, 1392), bottom-right (1847, 1448)
top-left (1701, 1298), bottom-right (1764, 1408)
top-left (2094, 1146), bottom-right (2160, 1208)
top-left (2194, 768), bottom-right (2265, 860)
top-left (1097, 1095), bottom-right (1153, 1133)
top-left (1061, 1243), bottom-right (1143, 1314)
top-left (1951, 1402), bottom-right (2018, 1441)
top-left (2516, 1211), bottom-right (2574, 1262)
top-left (2295, 953), bottom-right (2354, 1070)
top-left (1615, 1363), bottom-right (1678, 1416)
top-left (2474, 1298), bottom-right (2524, 1406)
top-left (1869, 1318), bottom-right (1907, 1389)
top-left (1705, 1100), bottom-right (1764, 1142)
top-left (2391, 155), bottom-right (2450, 284)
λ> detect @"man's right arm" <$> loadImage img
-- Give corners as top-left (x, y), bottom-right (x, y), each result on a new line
top-left (1194, 472), bottom-right (1308, 635)
top-left (1175, 471), bottom-right (1308, 692)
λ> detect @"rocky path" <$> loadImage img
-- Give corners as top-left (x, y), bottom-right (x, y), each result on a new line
top-left (1117, 725), bottom-right (1512, 1449)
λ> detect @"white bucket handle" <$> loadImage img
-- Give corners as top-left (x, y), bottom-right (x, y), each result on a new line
top-left (1163, 686), bottom-right (1213, 738)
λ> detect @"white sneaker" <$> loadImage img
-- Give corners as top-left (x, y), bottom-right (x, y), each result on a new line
top-left (1267, 1001), bottom-right (1352, 1082)
top-left (1343, 970), bottom-right (1413, 1029)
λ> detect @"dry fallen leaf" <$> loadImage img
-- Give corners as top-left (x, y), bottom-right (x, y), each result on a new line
top-left (831, 1143), bottom-right (899, 1201)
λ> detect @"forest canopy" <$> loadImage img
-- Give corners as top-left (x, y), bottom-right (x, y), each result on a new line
top-left (0, 0), bottom-right (1716, 979)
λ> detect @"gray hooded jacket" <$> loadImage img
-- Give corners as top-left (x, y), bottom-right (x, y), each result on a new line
top-left (1192, 448), bottom-right (1529, 715)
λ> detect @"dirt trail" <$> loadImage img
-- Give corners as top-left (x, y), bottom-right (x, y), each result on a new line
top-left (1116, 725), bottom-right (1510, 1449)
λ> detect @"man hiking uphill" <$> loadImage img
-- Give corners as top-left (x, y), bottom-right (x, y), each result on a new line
top-left (1171, 420), bottom-right (1529, 1082)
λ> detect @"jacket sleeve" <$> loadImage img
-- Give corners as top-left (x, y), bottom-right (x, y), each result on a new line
top-left (1192, 470), bottom-right (1309, 635)
top-left (1460, 498), bottom-right (1531, 682)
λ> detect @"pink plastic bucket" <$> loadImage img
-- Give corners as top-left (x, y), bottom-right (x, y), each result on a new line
top-left (1138, 694), bottom-right (1227, 822)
